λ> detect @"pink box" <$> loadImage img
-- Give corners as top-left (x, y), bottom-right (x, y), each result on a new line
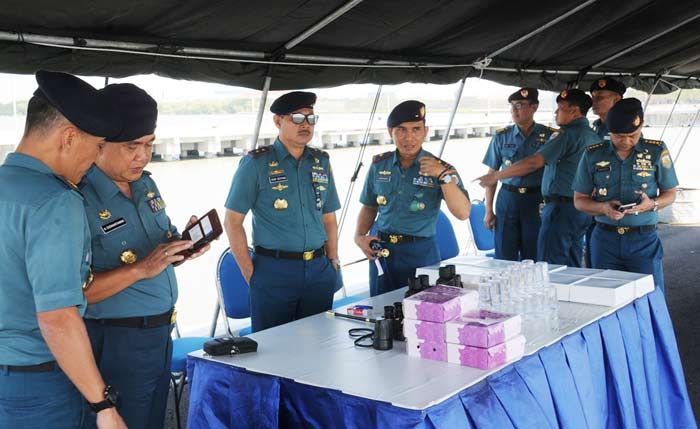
top-left (406, 337), bottom-right (447, 362)
top-left (447, 335), bottom-right (526, 369)
top-left (445, 310), bottom-right (522, 347)
top-left (403, 318), bottom-right (445, 342)
top-left (402, 286), bottom-right (478, 323)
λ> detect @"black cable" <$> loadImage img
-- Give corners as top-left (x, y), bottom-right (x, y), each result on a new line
top-left (337, 85), bottom-right (383, 237)
top-left (348, 328), bottom-right (374, 348)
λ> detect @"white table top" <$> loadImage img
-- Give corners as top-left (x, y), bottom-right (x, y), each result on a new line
top-left (190, 286), bottom-right (638, 410)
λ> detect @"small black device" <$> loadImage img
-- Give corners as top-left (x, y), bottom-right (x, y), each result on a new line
top-left (372, 318), bottom-right (394, 350)
top-left (177, 209), bottom-right (223, 259)
top-left (203, 336), bottom-right (258, 356)
top-left (88, 385), bottom-right (120, 413)
top-left (405, 274), bottom-right (431, 298)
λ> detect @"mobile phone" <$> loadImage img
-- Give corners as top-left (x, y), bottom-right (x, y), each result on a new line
top-left (617, 202), bottom-right (637, 212)
top-left (176, 209), bottom-right (222, 259)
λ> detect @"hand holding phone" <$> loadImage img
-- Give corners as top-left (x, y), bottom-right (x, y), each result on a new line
top-left (616, 202), bottom-right (637, 212)
top-left (175, 209), bottom-right (222, 260)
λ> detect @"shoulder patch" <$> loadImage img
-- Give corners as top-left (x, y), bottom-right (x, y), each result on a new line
top-left (308, 147), bottom-right (329, 158)
top-left (643, 139), bottom-right (663, 147)
top-left (372, 151), bottom-right (394, 164)
top-left (495, 126), bottom-right (510, 135)
top-left (586, 142), bottom-right (605, 152)
top-left (247, 145), bottom-right (272, 158)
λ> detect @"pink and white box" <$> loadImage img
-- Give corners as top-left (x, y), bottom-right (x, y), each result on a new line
top-left (406, 337), bottom-right (448, 362)
top-left (403, 318), bottom-right (445, 342)
top-left (447, 335), bottom-right (526, 369)
top-left (445, 310), bottom-right (522, 348)
top-left (402, 286), bottom-right (478, 323)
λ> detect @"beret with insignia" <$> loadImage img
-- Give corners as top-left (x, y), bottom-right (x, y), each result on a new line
top-left (556, 88), bottom-right (592, 114)
top-left (605, 98), bottom-right (643, 134)
top-left (387, 100), bottom-right (426, 128)
top-left (590, 78), bottom-right (626, 96)
top-left (34, 70), bottom-right (122, 139)
top-left (100, 84), bottom-right (158, 143)
top-left (508, 87), bottom-right (539, 103)
top-left (270, 91), bottom-right (316, 115)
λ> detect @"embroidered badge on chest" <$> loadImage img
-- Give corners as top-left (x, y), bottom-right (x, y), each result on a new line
top-left (147, 196), bottom-right (166, 212)
top-left (412, 176), bottom-right (435, 187)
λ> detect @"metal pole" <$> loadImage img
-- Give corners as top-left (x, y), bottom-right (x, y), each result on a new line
top-left (209, 303), bottom-right (220, 337)
top-left (660, 88), bottom-right (683, 141)
top-left (250, 75), bottom-right (272, 150)
top-left (486, 0), bottom-right (598, 59)
top-left (592, 12), bottom-right (700, 69)
top-left (438, 77), bottom-right (467, 158)
top-left (284, 0), bottom-right (364, 50)
top-left (643, 76), bottom-right (662, 112)
top-left (673, 105), bottom-right (700, 164)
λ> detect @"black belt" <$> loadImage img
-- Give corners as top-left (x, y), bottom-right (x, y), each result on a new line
top-left (378, 231), bottom-right (429, 245)
top-left (502, 184), bottom-right (541, 195)
top-left (0, 361), bottom-right (56, 373)
top-left (254, 246), bottom-right (325, 261)
top-left (543, 195), bottom-right (574, 204)
top-left (90, 309), bottom-right (175, 329)
top-left (597, 223), bottom-right (657, 235)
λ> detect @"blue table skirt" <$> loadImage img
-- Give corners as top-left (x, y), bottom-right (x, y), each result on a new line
top-left (186, 289), bottom-right (697, 429)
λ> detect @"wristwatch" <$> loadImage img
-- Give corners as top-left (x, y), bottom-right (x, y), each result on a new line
top-left (652, 198), bottom-right (659, 212)
top-left (88, 385), bottom-right (119, 413)
top-left (439, 174), bottom-right (459, 185)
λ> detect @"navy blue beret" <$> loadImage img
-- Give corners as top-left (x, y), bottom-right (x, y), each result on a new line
top-left (556, 88), bottom-right (592, 113)
top-left (100, 83), bottom-right (158, 142)
top-left (34, 70), bottom-right (122, 139)
top-left (590, 78), bottom-right (626, 96)
top-left (508, 87), bottom-right (539, 103)
top-left (387, 100), bottom-right (426, 128)
top-left (605, 98), bottom-right (643, 134)
top-left (270, 91), bottom-right (316, 115)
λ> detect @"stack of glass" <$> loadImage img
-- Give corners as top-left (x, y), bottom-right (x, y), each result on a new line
top-left (477, 260), bottom-right (559, 328)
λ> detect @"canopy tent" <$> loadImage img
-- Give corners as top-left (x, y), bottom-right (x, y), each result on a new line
top-left (0, 0), bottom-right (699, 94)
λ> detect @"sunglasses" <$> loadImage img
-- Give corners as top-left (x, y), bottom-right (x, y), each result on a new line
top-left (288, 113), bottom-right (319, 125)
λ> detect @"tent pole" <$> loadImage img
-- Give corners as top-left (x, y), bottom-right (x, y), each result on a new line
top-left (437, 77), bottom-right (467, 158)
top-left (592, 12), bottom-right (700, 69)
top-left (284, 0), bottom-right (364, 50)
top-left (643, 76), bottom-right (662, 112)
top-left (672, 106), bottom-right (700, 164)
top-left (660, 88), bottom-right (683, 141)
top-left (486, 0), bottom-right (597, 59)
top-left (250, 75), bottom-right (272, 150)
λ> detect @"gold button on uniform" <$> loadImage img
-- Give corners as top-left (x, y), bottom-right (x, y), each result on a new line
top-left (120, 249), bottom-right (138, 265)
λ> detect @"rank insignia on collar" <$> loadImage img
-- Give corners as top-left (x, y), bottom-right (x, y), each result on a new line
top-left (272, 183), bottom-right (288, 191)
top-left (269, 161), bottom-right (279, 167)
top-left (595, 161), bottom-right (610, 168)
top-left (98, 210), bottom-right (111, 220)
top-left (146, 191), bottom-right (156, 199)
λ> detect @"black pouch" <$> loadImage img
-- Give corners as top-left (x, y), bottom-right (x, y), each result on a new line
top-left (203, 336), bottom-right (258, 356)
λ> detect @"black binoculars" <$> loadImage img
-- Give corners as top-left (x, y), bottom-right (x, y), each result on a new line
top-left (436, 265), bottom-right (463, 288)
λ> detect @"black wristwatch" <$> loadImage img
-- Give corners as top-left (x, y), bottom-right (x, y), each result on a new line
top-left (88, 385), bottom-right (119, 413)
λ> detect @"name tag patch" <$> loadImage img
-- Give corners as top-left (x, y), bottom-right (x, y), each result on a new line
top-left (101, 217), bottom-right (127, 234)
top-left (269, 175), bottom-right (288, 184)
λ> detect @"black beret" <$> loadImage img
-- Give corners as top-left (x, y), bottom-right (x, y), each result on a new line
top-left (590, 78), bottom-right (626, 96)
top-left (270, 91), bottom-right (316, 115)
top-left (605, 98), bottom-right (643, 134)
top-left (34, 70), bottom-right (121, 139)
top-left (508, 87), bottom-right (539, 103)
top-left (100, 84), bottom-right (158, 142)
top-left (387, 100), bottom-right (426, 128)
top-left (556, 88), bottom-right (592, 113)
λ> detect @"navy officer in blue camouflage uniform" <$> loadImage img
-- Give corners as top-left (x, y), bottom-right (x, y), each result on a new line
top-left (574, 98), bottom-right (677, 292)
top-left (481, 88), bottom-right (554, 261)
top-left (478, 89), bottom-right (599, 266)
top-left (355, 100), bottom-right (471, 296)
top-left (225, 91), bottom-right (341, 332)
top-left (583, 77), bottom-right (626, 267)
top-left (79, 83), bottom-right (208, 429)
top-left (0, 71), bottom-right (126, 428)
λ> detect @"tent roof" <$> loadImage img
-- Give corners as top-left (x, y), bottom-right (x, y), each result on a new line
top-left (1, 0), bottom-right (699, 93)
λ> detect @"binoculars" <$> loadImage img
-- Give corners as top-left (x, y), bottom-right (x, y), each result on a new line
top-left (436, 265), bottom-right (463, 288)
top-left (383, 302), bottom-right (405, 342)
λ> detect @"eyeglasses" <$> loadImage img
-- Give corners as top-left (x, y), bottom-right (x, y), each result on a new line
top-left (287, 113), bottom-right (319, 125)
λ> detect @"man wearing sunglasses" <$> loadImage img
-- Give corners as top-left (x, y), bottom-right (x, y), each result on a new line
top-left (480, 88), bottom-right (555, 261)
top-left (225, 91), bottom-right (341, 331)
top-left (354, 100), bottom-right (471, 296)
top-left (477, 89), bottom-right (599, 267)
